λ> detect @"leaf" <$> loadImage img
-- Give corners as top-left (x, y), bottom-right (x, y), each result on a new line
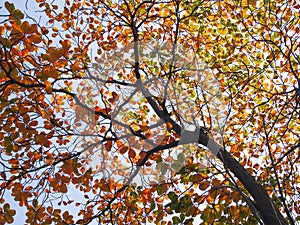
top-left (199, 181), bottom-right (210, 191)
top-left (0, 0), bottom-right (298, 224)
top-left (13, 9), bottom-right (24, 20)
top-left (172, 216), bottom-right (181, 224)
top-left (157, 184), bottom-right (168, 195)
top-left (104, 140), bottom-right (112, 151)
top-left (21, 21), bottom-right (31, 33)
top-left (4, 137), bottom-right (13, 153)
top-left (108, 91), bottom-right (119, 103)
top-left (128, 148), bottom-right (136, 158)
top-left (168, 192), bottom-right (178, 202)
top-left (5, 2), bottom-right (15, 12)
top-left (99, 179), bottom-right (110, 192)
top-left (119, 146), bottom-right (128, 154)
top-left (28, 34), bottom-right (42, 44)
top-left (44, 81), bottom-right (52, 94)
top-left (171, 161), bottom-right (182, 170)
top-left (177, 153), bottom-right (185, 162)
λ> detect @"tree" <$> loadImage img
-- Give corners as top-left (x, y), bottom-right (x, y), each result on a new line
top-left (0, 0), bottom-right (299, 224)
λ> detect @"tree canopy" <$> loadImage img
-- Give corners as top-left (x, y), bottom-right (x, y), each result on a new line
top-left (0, 0), bottom-right (299, 224)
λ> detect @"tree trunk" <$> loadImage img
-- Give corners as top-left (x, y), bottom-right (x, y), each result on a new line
top-left (195, 132), bottom-right (288, 225)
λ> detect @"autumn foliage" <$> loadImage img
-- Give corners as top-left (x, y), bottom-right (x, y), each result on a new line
top-left (0, 0), bottom-right (299, 224)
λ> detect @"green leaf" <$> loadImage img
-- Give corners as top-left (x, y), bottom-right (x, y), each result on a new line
top-left (4, 136), bottom-right (13, 153)
top-left (166, 202), bottom-right (180, 212)
top-left (160, 163), bottom-right (168, 175)
top-left (184, 218), bottom-right (194, 224)
top-left (171, 161), bottom-right (183, 171)
top-left (130, 192), bottom-right (138, 198)
top-left (149, 201), bottom-right (155, 211)
top-left (6, 144), bottom-right (13, 153)
top-left (177, 153), bottom-right (185, 162)
top-left (180, 196), bottom-right (191, 207)
top-left (157, 184), bottom-right (167, 195)
top-left (4, 136), bottom-right (10, 146)
top-left (168, 192), bottom-right (178, 202)
top-left (13, 9), bottom-right (24, 20)
top-left (177, 166), bottom-right (187, 174)
top-left (0, 37), bottom-right (11, 48)
top-left (32, 199), bottom-right (38, 208)
top-left (5, 2), bottom-right (15, 12)
top-left (172, 216), bottom-right (181, 224)
top-left (180, 213), bottom-right (186, 221)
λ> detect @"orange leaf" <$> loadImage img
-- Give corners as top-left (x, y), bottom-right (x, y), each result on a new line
top-left (21, 21), bottom-right (31, 33)
top-left (28, 34), bottom-right (42, 43)
top-left (99, 179), bottom-right (110, 192)
top-left (104, 140), bottom-right (112, 151)
top-left (199, 181), bottom-right (210, 190)
top-left (44, 81), bottom-right (52, 94)
top-left (128, 149), bottom-right (136, 158)
top-left (120, 146), bottom-right (128, 154)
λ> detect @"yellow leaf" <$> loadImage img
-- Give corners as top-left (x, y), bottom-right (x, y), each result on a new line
top-left (219, 28), bottom-right (227, 35)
